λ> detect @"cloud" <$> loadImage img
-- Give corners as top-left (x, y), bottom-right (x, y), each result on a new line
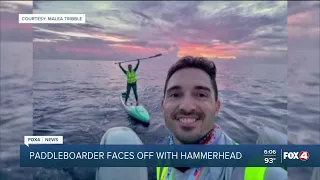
top-left (0, 1), bottom-right (33, 42)
top-left (288, 1), bottom-right (320, 50)
top-left (32, 1), bottom-right (288, 61)
top-left (35, 23), bottom-right (106, 34)
top-left (34, 35), bottom-right (165, 60)
top-left (288, 1), bottom-right (320, 16)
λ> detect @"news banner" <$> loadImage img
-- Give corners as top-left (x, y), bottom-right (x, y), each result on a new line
top-left (21, 136), bottom-right (319, 167)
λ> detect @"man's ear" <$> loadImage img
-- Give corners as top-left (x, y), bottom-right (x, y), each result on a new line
top-left (161, 99), bottom-right (164, 109)
top-left (216, 99), bottom-right (221, 113)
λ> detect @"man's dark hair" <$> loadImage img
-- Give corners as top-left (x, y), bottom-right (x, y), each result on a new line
top-left (164, 56), bottom-right (218, 101)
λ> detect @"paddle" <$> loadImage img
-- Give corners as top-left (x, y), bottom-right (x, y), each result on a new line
top-left (114, 53), bottom-right (162, 64)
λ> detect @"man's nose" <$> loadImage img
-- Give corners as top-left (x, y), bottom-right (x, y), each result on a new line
top-left (178, 95), bottom-right (196, 112)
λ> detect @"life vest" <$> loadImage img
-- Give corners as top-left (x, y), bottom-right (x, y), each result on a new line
top-left (156, 163), bottom-right (267, 180)
top-left (156, 142), bottom-right (267, 180)
top-left (126, 70), bottom-right (137, 83)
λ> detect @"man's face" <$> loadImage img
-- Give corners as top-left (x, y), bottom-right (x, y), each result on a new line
top-left (128, 64), bottom-right (132, 70)
top-left (162, 68), bottom-right (220, 144)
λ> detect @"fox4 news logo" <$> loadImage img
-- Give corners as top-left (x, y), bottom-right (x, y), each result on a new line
top-left (283, 151), bottom-right (310, 161)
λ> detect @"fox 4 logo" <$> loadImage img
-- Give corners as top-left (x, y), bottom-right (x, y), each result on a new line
top-left (283, 151), bottom-right (310, 161)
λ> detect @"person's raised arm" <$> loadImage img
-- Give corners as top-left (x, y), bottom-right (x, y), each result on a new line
top-left (119, 63), bottom-right (127, 74)
top-left (134, 60), bottom-right (140, 71)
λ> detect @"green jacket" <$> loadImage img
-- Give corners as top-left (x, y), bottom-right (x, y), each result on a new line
top-left (119, 61), bottom-right (140, 83)
top-left (157, 129), bottom-right (287, 180)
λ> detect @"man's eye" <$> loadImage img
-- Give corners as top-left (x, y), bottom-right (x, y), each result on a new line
top-left (197, 93), bottom-right (208, 98)
top-left (169, 93), bottom-right (180, 98)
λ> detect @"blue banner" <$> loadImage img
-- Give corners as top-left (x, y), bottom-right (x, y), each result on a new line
top-left (20, 145), bottom-right (319, 167)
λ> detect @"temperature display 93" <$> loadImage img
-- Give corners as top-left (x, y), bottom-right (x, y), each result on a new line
top-left (264, 150), bottom-right (277, 164)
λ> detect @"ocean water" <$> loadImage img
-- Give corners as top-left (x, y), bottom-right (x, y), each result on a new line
top-left (0, 42), bottom-right (319, 180)
top-left (0, 42), bottom-right (34, 179)
top-left (287, 51), bottom-right (320, 180)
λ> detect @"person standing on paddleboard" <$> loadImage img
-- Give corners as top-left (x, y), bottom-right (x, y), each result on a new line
top-left (119, 60), bottom-right (140, 106)
top-left (157, 56), bottom-right (287, 180)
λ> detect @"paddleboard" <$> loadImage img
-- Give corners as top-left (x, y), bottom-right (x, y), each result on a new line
top-left (120, 92), bottom-right (150, 123)
top-left (95, 127), bottom-right (148, 180)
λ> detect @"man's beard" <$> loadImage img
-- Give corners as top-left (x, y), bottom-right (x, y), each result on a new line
top-left (175, 128), bottom-right (213, 144)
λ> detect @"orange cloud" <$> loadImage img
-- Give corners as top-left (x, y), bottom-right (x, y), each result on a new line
top-left (1, 19), bottom-right (31, 29)
top-left (176, 41), bottom-right (236, 59)
top-left (110, 44), bottom-right (161, 55)
top-left (288, 10), bottom-right (312, 26)
top-left (288, 7), bottom-right (320, 38)
top-left (56, 46), bottom-right (112, 56)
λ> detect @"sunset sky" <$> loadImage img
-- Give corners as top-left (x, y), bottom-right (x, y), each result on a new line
top-left (1, 1), bottom-right (319, 61)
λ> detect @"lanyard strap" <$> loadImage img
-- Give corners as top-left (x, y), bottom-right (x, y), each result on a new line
top-left (168, 128), bottom-right (215, 145)
top-left (166, 128), bottom-right (216, 180)
top-left (165, 167), bottom-right (206, 180)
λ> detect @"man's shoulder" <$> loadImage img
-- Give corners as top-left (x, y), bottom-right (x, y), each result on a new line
top-left (219, 131), bottom-right (237, 145)
top-left (264, 167), bottom-right (287, 180)
top-left (231, 167), bottom-right (287, 180)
